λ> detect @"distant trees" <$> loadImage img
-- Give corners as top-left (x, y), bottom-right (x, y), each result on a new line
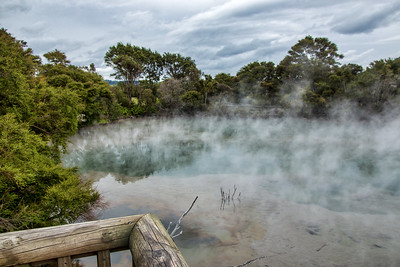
top-left (104, 43), bottom-right (163, 102)
top-left (104, 36), bottom-right (400, 118)
top-left (345, 58), bottom-right (400, 112)
top-left (162, 52), bottom-right (201, 82)
top-left (235, 61), bottom-right (280, 105)
top-left (40, 52), bottom-right (121, 128)
top-left (105, 43), bottom-right (202, 115)
top-left (277, 36), bottom-right (344, 116)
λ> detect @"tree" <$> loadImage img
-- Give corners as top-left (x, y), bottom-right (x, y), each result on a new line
top-left (277, 36), bottom-right (344, 116)
top-left (237, 61), bottom-right (276, 84)
top-left (213, 73), bottom-right (235, 99)
top-left (278, 36), bottom-right (343, 80)
top-left (346, 57), bottom-right (400, 112)
top-left (141, 48), bottom-right (163, 85)
top-left (40, 54), bottom-right (120, 126)
top-left (162, 52), bottom-right (201, 82)
top-left (105, 43), bottom-right (163, 101)
top-left (214, 73), bottom-right (234, 88)
top-left (236, 61), bottom-right (279, 104)
top-left (158, 78), bottom-right (185, 111)
top-left (196, 75), bottom-right (216, 104)
top-left (0, 28), bottom-right (40, 120)
top-left (0, 114), bottom-right (100, 232)
top-left (29, 85), bottom-right (82, 151)
top-left (181, 90), bottom-right (204, 113)
top-left (43, 49), bottom-right (71, 66)
top-left (0, 29), bottom-right (110, 233)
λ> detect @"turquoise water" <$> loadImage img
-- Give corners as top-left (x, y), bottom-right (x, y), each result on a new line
top-left (64, 116), bottom-right (400, 266)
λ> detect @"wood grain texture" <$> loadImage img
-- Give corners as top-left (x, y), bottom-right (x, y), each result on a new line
top-left (0, 214), bottom-right (143, 266)
top-left (129, 214), bottom-right (189, 267)
top-left (97, 250), bottom-right (111, 267)
top-left (57, 256), bottom-right (72, 267)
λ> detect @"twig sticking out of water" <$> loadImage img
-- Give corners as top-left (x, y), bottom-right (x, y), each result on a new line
top-left (228, 256), bottom-right (267, 267)
top-left (220, 185), bottom-right (241, 210)
top-left (167, 196), bottom-right (198, 239)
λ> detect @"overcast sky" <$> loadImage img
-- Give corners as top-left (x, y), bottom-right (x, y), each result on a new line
top-left (1, 0), bottom-right (400, 79)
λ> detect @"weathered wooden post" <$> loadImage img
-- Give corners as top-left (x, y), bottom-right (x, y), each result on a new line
top-left (129, 214), bottom-right (189, 267)
top-left (0, 214), bottom-right (189, 267)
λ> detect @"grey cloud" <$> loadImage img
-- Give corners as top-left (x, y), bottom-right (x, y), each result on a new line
top-left (332, 2), bottom-right (400, 34)
top-left (229, 0), bottom-right (349, 18)
top-left (0, 0), bottom-right (31, 14)
top-left (1, 0), bottom-right (399, 78)
top-left (254, 45), bottom-right (288, 61)
top-left (216, 39), bottom-right (271, 58)
top-left (177, 25), bottom-right (244, 47)
top-left (20, 22), bottom-right (47, 37)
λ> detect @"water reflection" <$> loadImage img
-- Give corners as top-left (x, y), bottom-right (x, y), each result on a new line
top-left (64, 117), bottom-right (400, 266)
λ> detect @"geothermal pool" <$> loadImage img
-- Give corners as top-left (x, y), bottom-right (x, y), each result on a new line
top-left (63, 116), bottom-right (400, 266)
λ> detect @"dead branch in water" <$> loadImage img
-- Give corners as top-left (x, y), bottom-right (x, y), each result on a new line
top-left (220, 185), bottom-right (241, 210)
top-left (316, 243), bottom-right (327, 252)
top-left (228, 256), bottom-right (267, 267)
top-left (168, 196), bottom-right (198, 239)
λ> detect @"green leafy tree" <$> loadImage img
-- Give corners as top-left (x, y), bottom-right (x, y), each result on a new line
top-left (196, 75), bottom-right (216, 104)
top-left (213, 73), bottom-right (235, 99)
top-left (158, 78), bottom-right (185, 112)
top-left (0, 29), bottom-right (105, 233)
top-left (0, 114), bottom-right (100, 233)
top-left (278, 36), bottom-right (343, 81)
top-left (346, 57), bottom-right (400, 112)
top-left (0, 28), bottom-right (40, 120)
top-left (277, 36), bottom-right (344, 116)
top-left (236, 61), bottom-right (279, 105)
top-left (105, 43), bottom-right (163, 101)
top-left (40, 53), bottom-right (120, 125)
top-left (162, 53), bottom-right (199, 79)
top-left (43, 49), bottom-right (71, 66)
top-left (162, 52), bottom-right (201, 89)
top-left (181, 90), bottom-right (204, 113)
top-left (29, 85), bottom-right (82, 150)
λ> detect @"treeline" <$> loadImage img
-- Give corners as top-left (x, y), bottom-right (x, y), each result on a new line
top-left (1, 29), bottom-right (399, 232)
top-left (106, 36), bottom-right (400, 118)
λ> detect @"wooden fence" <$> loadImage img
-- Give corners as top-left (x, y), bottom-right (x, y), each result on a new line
top-left (0, 213), bottom-right (189, 267)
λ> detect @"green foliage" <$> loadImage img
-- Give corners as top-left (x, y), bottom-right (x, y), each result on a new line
top-left (346, 58), bottom-right (400, 112)
top-left (0, 114), bottom-right (99, 232)
top-left (43, 49), bottom-right (71, 66)
top-left (29, 85), bottom-right (82, 149)
top-left (277, 35), bottom-right (343, 83)
top-left (105, 43), bottom-right (163, 101)
top-left (181, 90), bottom-right (204, 113)
top-left (40, 55), bottom-right (121, 126)
top-left (236, 61), bottom-right (279, 105)
top-left (196, 75), bottom-right (217, 104)
top-left (0, 28), bottom-right (39, 120)
top-left (158, 78), bottom-right (185, 111)
top-left (162, 52), bottom-right (201, 82)
top-left (0, 29), bottom-right (106, 233)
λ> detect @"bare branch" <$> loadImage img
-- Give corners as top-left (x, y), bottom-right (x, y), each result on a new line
top-left (169, 196), bottom-right (198, 238)
top-left (228, 256), bottom-right (267, 267)
top-left (232, 185), bottom-right (237, 199)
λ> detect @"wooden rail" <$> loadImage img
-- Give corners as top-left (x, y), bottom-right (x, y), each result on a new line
top-left (0, 213), bottom-right (189, 267)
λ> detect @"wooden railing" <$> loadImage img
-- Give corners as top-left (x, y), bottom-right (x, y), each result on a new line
top-left (0, 214), bottom-right (189, 267)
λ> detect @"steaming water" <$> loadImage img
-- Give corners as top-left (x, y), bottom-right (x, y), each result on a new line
top-left (63, 116), bottom-right (400, 266)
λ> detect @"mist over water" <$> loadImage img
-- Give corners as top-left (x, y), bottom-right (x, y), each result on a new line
top-left (63, 116), bottom-right (400, 266)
